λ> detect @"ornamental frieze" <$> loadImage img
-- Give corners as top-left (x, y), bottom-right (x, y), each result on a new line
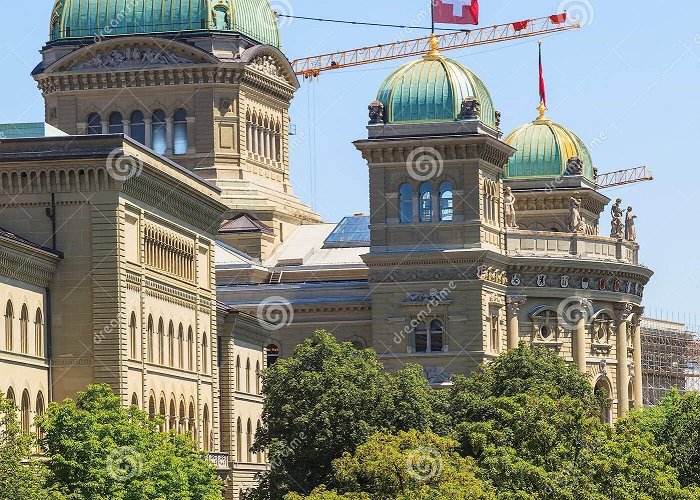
top-left (508, 272), bottom-right (644, 297)
top-left (73, 48), bottom-right (194, 70)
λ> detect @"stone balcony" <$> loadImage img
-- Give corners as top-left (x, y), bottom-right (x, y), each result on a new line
top-left (206, 452), bottom-right (231, 474)
top-left (505, 230), bottom-right (640, 265)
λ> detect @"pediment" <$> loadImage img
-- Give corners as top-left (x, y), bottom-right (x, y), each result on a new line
top-left (45, 37), bottom-right (218, 73)
top-left (238, 45), bottom-right (299, 89)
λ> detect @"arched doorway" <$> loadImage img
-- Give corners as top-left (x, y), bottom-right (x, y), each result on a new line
top-left (594, 377), bottom-right (613, 424)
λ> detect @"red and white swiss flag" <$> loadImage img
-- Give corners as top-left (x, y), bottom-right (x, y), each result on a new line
top-left (433, 0), bottom-right (479, 25)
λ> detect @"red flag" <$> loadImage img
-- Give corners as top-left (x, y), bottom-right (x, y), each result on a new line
top-left (433, 0), bottom-right (479, 25)
top-left (539, 42), bottom-right (547, 107)
top-left (549, 13), bottom-right (567, 24)
top-left (512, 20), bottom-right (529, 31)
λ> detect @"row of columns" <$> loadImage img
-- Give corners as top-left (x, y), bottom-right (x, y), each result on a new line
top-left (246, 122), bottom-right (281, 161)
top-left (505, 296), bottom-right (644, 418)
top-left (81, 116), bottom-right (195, 154)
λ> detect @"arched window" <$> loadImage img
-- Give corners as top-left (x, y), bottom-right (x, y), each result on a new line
top-left (236, 417), bottom-right (243, 462)
top-left (158, 318), bottom-right (164, 365)
top-left (147, 315), bottom-right (154, 363)
top-left (130, 111), bottom-right (146, 144)
top-left (439, 181), bottom-right (454, 222)
top-left (148, 396), bottom-right (155, 420)
top-left (203, 405), bottom-right (210, 452)
top-left (19, 304), bottom-right (28, 354)
top-left (151, 110), bottom-right (167, 154)
top-left (245, 358), bottom-right (251, 393)
top-left (173, 108), bottom-right (188, 155)
top-left (594, 378), bottom-right (613, 424)
top-left (87, 113), bottom-right (102, 134)
top-left (178, 401), bottom-right (186, 434)
top-left (6, 387), bottom-right (15, 406)
top-left (187, 327), bottom-right (194, 371)
top-left (5, 300), bottom-right (13, 351)
top-left (129, 313), bottom-right (138, 360)
top-left (419, 182), bottom-right (433, 222)
top-left (178, 324), bottom-right (184, 369)
top-left (236, 356), bottom-right (241, 391)
top-left (168, 321), bottom-right (175, 367)
top-left (202, 333), bottom-right (208, 374)
top-left (131, 393), bottom-right (138, 407)
top-left (255, 360), bottom-right (261, 394)
top-left (109, 112), bottom-right (124, 134)
top-left (413, 320), bottom-right (444, 353)
top-left (35, 309), bottom-right (43, 357)
top-left (256, 420), bottom-right (263, 463)
top-left (399, 183), bottom-right (413, 223)
top-left (36, 392), bottom-right (45, 452)
top-left (20, 390), bottom-right (30, 435)
top-left (246, 419), bottom-right (253, 462)
top-left (266, 344), bottom-right (279, 367)
top-left (531, 309), bottom-right (559, 342)
top-left (188, 402), bottom-right (195, 438)
top-left (169, 399), bottom-right (176, 431)
top-left (159, 397), bottom-right (166, 432)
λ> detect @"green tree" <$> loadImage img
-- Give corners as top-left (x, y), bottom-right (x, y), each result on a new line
top-left (0, 395), bottom-right (49, 500)
top-left (287, 431), bottom-right (493, 500)
top-left (251, 330), bottom-right (445, 499)
top-left (38, 384), bottom-right (222, 500)
top-left (627, 390), bottom-right (700, 488)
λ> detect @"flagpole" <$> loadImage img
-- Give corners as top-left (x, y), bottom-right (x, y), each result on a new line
top-left (431, 0), bottom-right (435, 34)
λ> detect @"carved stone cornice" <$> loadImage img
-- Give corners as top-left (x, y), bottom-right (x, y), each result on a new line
top-left (0, 244), bottom-right (58, 288)
top-left (355, 141), bottom-right (511, 168)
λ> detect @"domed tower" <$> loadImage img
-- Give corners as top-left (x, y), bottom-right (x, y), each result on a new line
top-left (502, 104), bottom-right (609, 234)
top-left (355, 40), bottom-right (516, 376)
top-left (36, 0), bottom-right (320, 257)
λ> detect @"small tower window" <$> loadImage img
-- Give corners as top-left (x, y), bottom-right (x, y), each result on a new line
top-left (173, 108), bottom-right (188, 155)
top-left (439, 181), bottom-right (453, 221)
top-left (87, 113), bottom-right (102, 135)
top-left (130, 111), bottom-right (146, 144)
top-left (399, 183), bottom-right (413, 223)
top-left (419, 182), bottom-right (433, 222)
top-left (109, 112), bottom-right (124, 134)
top-left (152, 110), bottom-right (167, 155)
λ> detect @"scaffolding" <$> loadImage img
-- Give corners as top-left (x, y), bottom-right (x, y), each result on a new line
top-left (641, 317), bottom-right (700, 406)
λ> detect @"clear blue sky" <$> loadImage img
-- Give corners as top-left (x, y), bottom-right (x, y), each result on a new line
top-left (0, 0), bottom-right (698, 318)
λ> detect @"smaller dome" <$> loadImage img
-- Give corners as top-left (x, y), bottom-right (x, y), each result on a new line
top-left (504, 106), bottom-right (594, 181)
top-left (376, 50), bottom-right (497, 128)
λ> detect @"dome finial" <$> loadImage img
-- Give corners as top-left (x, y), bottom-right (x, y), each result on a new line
top-left (536, 100), bottom-right (548, 121)
top-left (424, 33), bottom-right (443, 60)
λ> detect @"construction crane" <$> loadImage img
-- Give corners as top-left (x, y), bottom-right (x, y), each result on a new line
top-left (291, 14), bottom-right (580, 79)
top-left (596, 166), bottom-right (653, 189)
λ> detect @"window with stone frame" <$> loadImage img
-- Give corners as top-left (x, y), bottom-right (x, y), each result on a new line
top-left (529, 307), bottom-right (563, 349)
top-left (591, 311), bottom-right (614, 355)
top-left (412, 318), bottom-right (446, 354)
top-left (490, 313), bottom-right (501, 354)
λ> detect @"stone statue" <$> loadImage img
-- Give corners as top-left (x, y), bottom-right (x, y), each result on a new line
top-left (495, 111), bottom-right (502, 129)
top-left (568, 192), bottom-right (583, 233)
top-left (504, 186), bottom-right (517, 228)
top-left (457, 97), bottom-right (480, 120)
top-left (213, 1), bottom-right (231, 30)
top-left (565, 156), bottom-right (584, 176)
top-left (368, 101), bottom-right (385, 124)
top-left (610, 198), bottom-right (624, 239)
top-left (625, 206), bottom-right (637, 241)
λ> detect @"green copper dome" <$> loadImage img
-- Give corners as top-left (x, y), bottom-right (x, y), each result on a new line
top-left (504, 108), bottom-right (595, 181)
top-left (376, 54), bottom-right (497, 128)
top-left (49, 0), bottom-right (281, 48)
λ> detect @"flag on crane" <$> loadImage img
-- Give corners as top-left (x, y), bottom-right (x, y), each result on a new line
top-left (432, 0), bottom-right (479, 25)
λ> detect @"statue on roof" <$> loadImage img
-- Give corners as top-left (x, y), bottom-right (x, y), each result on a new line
top-left (611, 198), bottom-right (624, 239)
top-left (504, 187), bottom-right (518, 229)
top-left (457, 97), bottom-right (480, 120)
top-left (625, 206), bottom-right (637, 242)
top-left (565, 156), bottom-right (584, 176)
top-left (568, 192), bottom-right (583, 233)
top-left (368, 101), bottom-right (385, 124)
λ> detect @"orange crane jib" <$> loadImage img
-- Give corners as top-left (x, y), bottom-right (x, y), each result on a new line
top-left (291, 14), bottom-right (580, 78)
top-left (595, 166), bottom-right (654, 189)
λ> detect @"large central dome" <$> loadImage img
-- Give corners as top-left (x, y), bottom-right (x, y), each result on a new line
top-left (49, 0), bottom-right (281, 48)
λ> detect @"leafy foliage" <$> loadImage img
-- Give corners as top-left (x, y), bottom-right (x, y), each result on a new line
top-left (38, 384), bottom-right (222, 500)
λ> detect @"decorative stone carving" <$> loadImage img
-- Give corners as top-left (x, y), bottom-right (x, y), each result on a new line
top-left (424, 367), bottom-right (452, 384)
top-left (506, 295), bottom-right (527, 315)
top-left (599, 359), bottom-right (608, 376)
top-left (477, 265), bottom-right (508, 285)
top-left (249, 54), bottom-right (285, 80)
top-left (73, 48), bottom-right (193, 70)
top-left (625, 206), bottom-right (637, 242)
top-left (368, 100), bottom-right (385, 124)
top-left (457, 97), bottom-right (480, 120)
top-left (568, 192), bottom-right (583, 233)
top-left (494, 110), bottom-right (502, 129)
top-left (504, 186), bottom-right (518, 229)
top-left (610, 198), bottom-right (624, 239)
top-left (218, 98), bottom-right (232, 115)
top-left (614, 303), bottom-right (635, 323)
top-left (404, 289), bottom-right (450, 304)
top-left (564, 156), bottom-right (584, 176)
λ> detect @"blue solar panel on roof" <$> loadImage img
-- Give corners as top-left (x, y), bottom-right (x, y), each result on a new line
top-left (323, 216), bottom-right (370, 248)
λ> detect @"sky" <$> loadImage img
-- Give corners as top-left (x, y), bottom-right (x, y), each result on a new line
top-left (0, 0), bottom-right (698, 318)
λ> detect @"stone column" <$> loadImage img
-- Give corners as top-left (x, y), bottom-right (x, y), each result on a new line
top-left (144, 118), bottom-right (153, 148)
top-left (615, 303), bottom-right (633, 418)
top-left (165, 117), bottom-right (174, 155)
top-left (573, 298), bottom-right (592, 373)
top-left (122, 120), bottom-right (131, 137)
top-left (632, 308), bottom-right (644, 408)
top-left (186, 116), bottom-right (196, 153)
top-left (101, 120), bottom-right (109, 134)
top-left (506, 296), bottom-right (526, 350)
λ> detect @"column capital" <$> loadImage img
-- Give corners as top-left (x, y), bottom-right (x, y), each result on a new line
top-left (614, 303), bottom-right (634, 323)
top-left (506, 295), bottom-right (527, 315)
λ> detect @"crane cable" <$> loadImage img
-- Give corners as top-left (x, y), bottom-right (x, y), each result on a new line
top-left (274, 13), bottom-right (473, 33)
